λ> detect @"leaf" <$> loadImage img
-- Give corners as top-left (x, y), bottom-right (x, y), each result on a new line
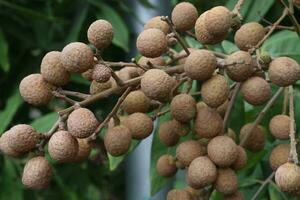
top-left (225, 0), bottom-right (252, 17)
top-left (209, 190), bottom-right (223, 200)
top-left (31, 112), bottom-right (58, 132)
top-left (241, 149), bottom-right (268, 172)
top-left (0, 28), bottom-right (10, 72)
top-left (70, 74), bottom-right (90, 85)
top-left (185, 36), bottom-right (203, 49)
top-left (268, 182), bottom-right (288, 200)
top-left (138, 0), bottom-right (157, 8)
top-left (244, 0), bottom-right (275, 22)
top-left (221, 40), bottom-right (239, 54)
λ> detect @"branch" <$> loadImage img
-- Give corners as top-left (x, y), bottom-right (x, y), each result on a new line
top-left (288, 85), bottom-right (298, 163)
top-left (251, 172), bottom-right (275, 200)
top-left (232, 0), bottom-right (245, 19)
top-left (52, 91), bottom-right (77, 105)
top-left (282, 87), bottom-right (289, 114)
top-left (58, 89), bottom-right (91, 99)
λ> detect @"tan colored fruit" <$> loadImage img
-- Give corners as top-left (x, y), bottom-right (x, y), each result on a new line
top-left (144, 16), bottom-right (170, 34)
top-left (176, 140), bottom-right (205, 167)
top-left (207, 136), bottom-right (238, 167)
top-left (158, 120), bottom-right (180, 146)
top-left (171, 2), bottom-right (198, 31)
top-left (90, 79), bottom-right (112, 95)
top-left (234, 22), bottom-right (266, 51)
top-left (87, 19), bottom-right (113, 49)
top-left (19, 74), bottom-right (53, 106)
top-left (178, 48), bottom-right (196, 64)
top-left (269, 144), bottom-right (290, 171)
top-left (275, 162), bottom-right (300, 193)
top-left (170, 94), bottom-right (196, 123)
top-left (195, 107), bottom-right (223, 138)
top-left (0, 132), bottom-right (21, 157)
top-left (75, 138), bottom-right (92, 162)
top-left (201, 74), bottom-right (229, 107)
top-left (82, 69), bottom-right (93, 81)
top-left (184, 50), bottom-right (217, 81)
top-left (124, 113), bottom-right (153, 140)
top-left (22, 156), bottom-right (52, 189)
top-left (269, 57), bottom-right (300, 87)
top-left (67, 108), bottom-right (98, 138)
top-left (141, 69), bottom-right (175, 102)
top-left (196, 101), bottom-right (208, 111)
top-left (214, 168), bottom-right (238, 195)
top-left (232, 146), bottom-right (247, 170)
top-left (172, 119), bottom-right (190, 136)
top-left (225, 51), bottom-right (254, 82)
top-left (223, 191), bottom-right (245, 200)
top-left (122, 67), bottom-right (140, 78)
top-left (187, 156), bottom-right (217, 189)
top-left (167, 189), bottom-right (192, 200)
top-left (239, 123), bottom-right (265, 152)
top-left (294, 0), bottom-right (300, 6)
top-left (156, 154), bottom-right (177, 177)
top-left (217, 99), bottom-right (229, 117)
top-left (92, 64), bottom-right (111, 83)
top-left (241, 76), bottom-right (271, 106)
top-left (137, 56), bottom-right (166, 75)
top-left (104, 125), bottom-right (131, 156)
top-left (48, 131), bottom-right (78, 162)
top-left (40, 51), bottom-right (70, 86)
top-left (121, 90), bottom-right (151, 114)
top-left (61, 42), bottom-right (94, 73)
top-left (226, 128), bottom-right (237, 142)
top-left (136, 29), bottom-right (168, 58)
top-left (269, 114), bottom-right (290, 139)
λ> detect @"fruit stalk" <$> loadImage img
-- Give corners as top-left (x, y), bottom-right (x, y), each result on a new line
top-left (288, 85), bottom-right (298, 163)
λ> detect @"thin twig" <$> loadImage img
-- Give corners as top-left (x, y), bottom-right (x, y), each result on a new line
top-left (288, 85), bottom-right (298, 164)
top-left (232, 0), bottom-right (245, 19)
top-left (131, 58), bottom-right (149, 71)
top-left (251, 172), bottom-right (275, 200)
top-left (172, 76), bottom-right (189, 95)
top-left (107, 66), bottom-right (125, 86)
top-left (152, 108), bottom-right (170, 120)
top-left (52, 91), bottom-right (77, 105)
top-left (58, 89), bottom-right (91, 99)
top-left (282, 87), bottom-right (289, 114)
top-left (185, 31), bottom-right (197, 39)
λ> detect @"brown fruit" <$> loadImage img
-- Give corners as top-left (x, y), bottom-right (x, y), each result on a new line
top-left (0, 132), bottom-right (21, 157)
top-left (223, 191), bottom-right (245, 200)
top-left (225, 51), bottom-right (254, 82)
top-left (184, 50), bottom-right (217, 81)
top-left (171, 2), bottom-right (198, 31)
top-left (92, 64), bottom-right (111, 83)
top-left (137, 56), bottom-right (166, 75)
top-left (136, 29), bottom-right (167, 58)
top-left (124, 112), bottom-right (153, 140)
top-left (40, 51), bottom-right (70, 86)
top-left (82, 69), bottom-right (93, 81)
top-left (269, 144), bottom-right (290, 171)
top-left (269, 57), bottom-right (300, 87)
top-left (22, 156), bottom-right (52, 189)
top-left (226, 128), bottom-right (237, 142)
top-left (239, 123), bottom-right (265, 152)
top-left (170, 94), bottom-right (196, 123)
top-left (241, 76), bottom-right (271, 106)
top-left (294, 0), bottom-right (300, 6)
top-left (176, 140), bottom-right (205, 167)
top-left (217, 99), bottom-right (229, 117)
top-left (234, 22), bottom-right (266, 51)
top-left (121, 90), bottom-right (151, 114)
top-left (201, 74), bottom-right (229, 108)
top-left (167, 189), bottom-right (192, 200)
top-left (144, 16), bottom-right (170, 34)
top-left (90, 79), bottom-right (112, 95)
top-left (48, 131), bottom-right (78, 162)
top-left (269, 114), bottom-right (290, 139)
top-left (158, 120), bottom-right (180, 146)
top-left (104, 125), bottom-right (131, 156)
top-left (195, 107), bottom-right (223, 138)
top-left (187, 156), bottom-right (217, 189)
top-left (156, 154), bottom-right (177, 177)
top-left (196, 101), bottom-right (208, 111)
top-left (19, 74), bottom-right (53, 106)
top-left (178, 48), bottom-right (196, 65)
top-left (75, 138), bottom-right (92, 162)
top-left (275, 162), bottom-right (300, 193)
top-left (172, 119), bottom-right (190, 136)
top-left (232, 146), bottom-right (247, 170)
top-left (87, 19), bottom-right (114, 49)
top-left (214, 168), bottom-right (238, 195)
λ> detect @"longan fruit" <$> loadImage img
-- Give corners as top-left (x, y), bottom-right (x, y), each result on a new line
top-left (90, 79), bottom-right (112, 95)
top-left (156, 154), bottom-right (177, 177)
top-left (167, 189), bottom-right (192, 200)
top-left (214, 168), bottom-right (238, 195)
top-left (0, 132), bottom-right (22, 157)
top-left (239, 123), bottom-right (265, 152)
top-left (158, 120), bottom-right (180, 147)
top-left (171, 2), bottom-right (198, 31)
top-left (269, 114), bottom-right (290, 139)
top-left (121, 90), bottom-right (150, 114)
top-left (87, 19), bottom-right (114, 49)
top-left (275, 162), bottom-right (300, 194)
top-left (196, 101), bottom-right (208, 111)
top-left (144, 16), bottom-right (170, 34)
top-left (172, 119), bottom-right (190, 136)
top-left (137, 56), bottom-right (166, 75)
top-left (178, 48), bottom-right (196, 65)
top-left (223, 191), bottom-right (245, 200)
top-left (92, 64), bottom-right (111, 83)
top-left (176, 140), bottom-right (205, 167)
top-left (226, 128), bottom-right (237, 142)
top-left (269, 144), bottom-right (290, 171)
top-left (217, 99), bottom-right (229, 117)
top-left (232, 146), bottom-right (248, 170)
top-left (75, 138), bottom-right (92, 162)
top-left (124, 112), bottom-right (153, 140)
top-left (170, 94), bottom-right (196, 123)
top-left (82, 69), bottom-right (93, 82)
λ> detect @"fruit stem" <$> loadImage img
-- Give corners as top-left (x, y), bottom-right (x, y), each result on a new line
top-left (288, 85), bottom-right (298, 164)
top-left (232, 0), bottom-right (245, 20)
top-left (282, 87), bottom-right (289, 115)
top-left (251, 172), bottom-right (275, 200)
top-left (57, 89), bottom-right (91, 99)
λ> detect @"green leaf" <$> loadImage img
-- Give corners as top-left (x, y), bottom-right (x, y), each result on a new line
top-left (31, 112), bottom-right (58, 132)
top-left (221, 40), bottom-right (239, 54)
top-left (185, 36), bottom-right (203, 49)
top-left (0, 28), bottom-right (10, 72)
top-left (244, 0), bottom-right (275, 22)
top-left (241, 149), bottom-right (268, 172)
top-left (225, 0), bottom-right (252, 17)
top-left (268, 182), bottom-right (288, 200)
top-left (138, 0), bottom-right (157, 8)
top-left (70, 74), bottom-right (90, 85)
top-left (209, 190), bottom-right (223, 200)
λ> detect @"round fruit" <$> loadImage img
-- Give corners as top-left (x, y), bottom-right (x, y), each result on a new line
top-left (138, 56), bottom-right (166, 68)
top-left (158, 120), bottom-right (180, 146)
top-left (104, 125), bottom-right (131, 156)
top-left (269, 114), bottom-right (290, 139)
top-left (156, 154), bottom-right (177, 177)
top-left (223, 191), bottom-right (245, 200)
top-left (136, 28), bottom-right (167, 58)
top-left (196, 101), bottom-right (207, 111)
top-left (170, 94), bottom-right (196, 123)
top-left (275, 162), bottom-right (300, 193)
top-left (92, 64), bottom-right (111, 83)
top-left (144, 16), bottom-right (170, 34)
top-left (201, 74), bottom-right (229, 107)
top-left (171, 2), bottom-right (198, 31)
top-left (225, 51), bottom-right (254, 82)
top-left (214, 168), bottom-right (238, 195)
top-left (90, 79), bottom-right (112, 95)
top-left (82, 69), bottom-right (93, 81)
top-left (40, 51), bottom-right (70, 86)
top-left (176, 140), bottom-right (205, 167)
top-left (269, 57), bottom-right (300, 86)
top-left (217, 100), bottom-right (229, 117)
top-left (234, 22), bottom-right (266, 51)
top-left (22, 156), bottom-right (52, 189)
top-left (61, 42), bottom-right (94, 73)
top-left (124, 112), bottom-right (153, 140)
top-left (75, 138), bottom-right (92, 162)
top-left (241, 76), bottom-right (271, 106)
top-left (187, 156), bottom-right (217, 189)
top-left (232, 146), bottom-right (247, 170)
top-left (167, 189), bottom-right (192, 200)
top-left (184, 50), bottom-right (217, 81)
top-left (294, 0), bottom-right (300, 6)
top-left (239, 123), bottom-right (265, 152)
top-left (178, 48), bottom-right (196, 64)
top-left (19, 74), bottom-right (53, 106)
top-left (269, 144), bottom-right (290, 171)
top-left (87, 19), bottom-right (113, 49)
top-left (226, 128), bottom-right (237, 142)
top-left (172, 119), bottom-right (190, 136)
top-left (0, 132), bottom-right (21, 157)
top-left (48, 131), bottom-right (78, 162)
top-left (121, 90), bottom-right (150, 114)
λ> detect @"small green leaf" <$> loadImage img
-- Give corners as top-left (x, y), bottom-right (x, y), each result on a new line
top-left (244, 0), bottom-right (275, 22)
top-left (70, 74), bottom-right (90, 85)
top-left (268, 182), bottom-right (288, 200)
top-left (185, 36), bottom-right (203, 49)
top-left (31, 112), bottom-right (58, 132)
top-left (209, 190), bottom-right (223, 200)
top-left (221, 40), bottom-right (239, 54)
top-left (0, 28), bottom-right (10, 72)
top-left (241, 150), bottom-right (268, 172)
top-left (138, 0), bottom-right (157, 8)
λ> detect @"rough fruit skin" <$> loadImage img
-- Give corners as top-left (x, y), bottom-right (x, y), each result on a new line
top-left (176, 140), bottom-right (205, 167)
top-left (226, 128), bottom-right (237, 142)
top-left (92, 64), bottom-right (111, 83)
top-left (121, 90), bottom-right (150, 114)
top-left (214, 168), bottom-right (238, 195)
top-left (239, 123), bottom-right (265, 152)
top-left (232, 146), bottom-right (247, 170)
top-left (137, 56), bottom-right (166, 75)
top-left (195, 107), bottom-right (223, 138)
top-left (136, 29), bottom-right (168, 58)
top-left (75, 139), bottom-right (92, 162)
top-left (234, 22), bottom-right (266, 51)
top-left (158, 120), bottom-right (180, 146)
top-left (170, 94), bottom-right (196, 123)
top-left (0, 132), bottom-right (21, 157)
top-left (275, 162), bottom-right (300, 193)
top-left (207, 136), bottom-right (238, 167)
top-left (241, 76), bottom-right (271, 106)
top-left (22, 156), bottom-right (52, 189)
top-left (40, 51), bottom-right (70, 86)
top-left (141, 69), bottom-right (175, 102)
top-left (223, 191), bottom-right (245, 200)
top-left (269, 57), bottom-right (300, 87)
top-left (144, 16), bottom-right (170, 34)
top-left (225, 51), bottom-right (254, 82)
top-left (217, 100), bottom-right (229, 117)
top-left (269, 114), bottom-right (290, 139)
top-left (90, 79), bottom-right (112, 95)
top-left (187, 156), bottom-right (217, 189)
top-left (19, 74), bottom-right (53, 106)
top-left (67, 108), bottom-right (98, 138)
top-left (184, 50), bottom-right (217, 81)
top-left (48, 131), bottom-right (79, 162)
top-left (171, 2), bottom-right (198, 31)
top-left (172, 119), bottom-right (190, 136)
top-left (82, 69), bottom-right (93, 81)
top-left (124, 113), bottom-right (153, 140)
top-left (87, 19), bottom-right (113, 49)
top-left (61, 42), bottom-right (94, 73)
top-left (104, 125), bottom-right (131, 156)
top-left (196, 101), bottom-right (208, 111)
top-left (201, 74), bottom-right (229, 107)
top-left (269, 144), bottom-right (290, 171)
top-left (156, 154), bottom-right (177, 177)
top-left (167, 189), bottom-right (192, 200)
top-left (178, 48), bottom-right (196, 65)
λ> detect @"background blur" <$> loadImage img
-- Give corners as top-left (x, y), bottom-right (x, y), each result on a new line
top-left (0, 0), bottom-right (300, 200)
